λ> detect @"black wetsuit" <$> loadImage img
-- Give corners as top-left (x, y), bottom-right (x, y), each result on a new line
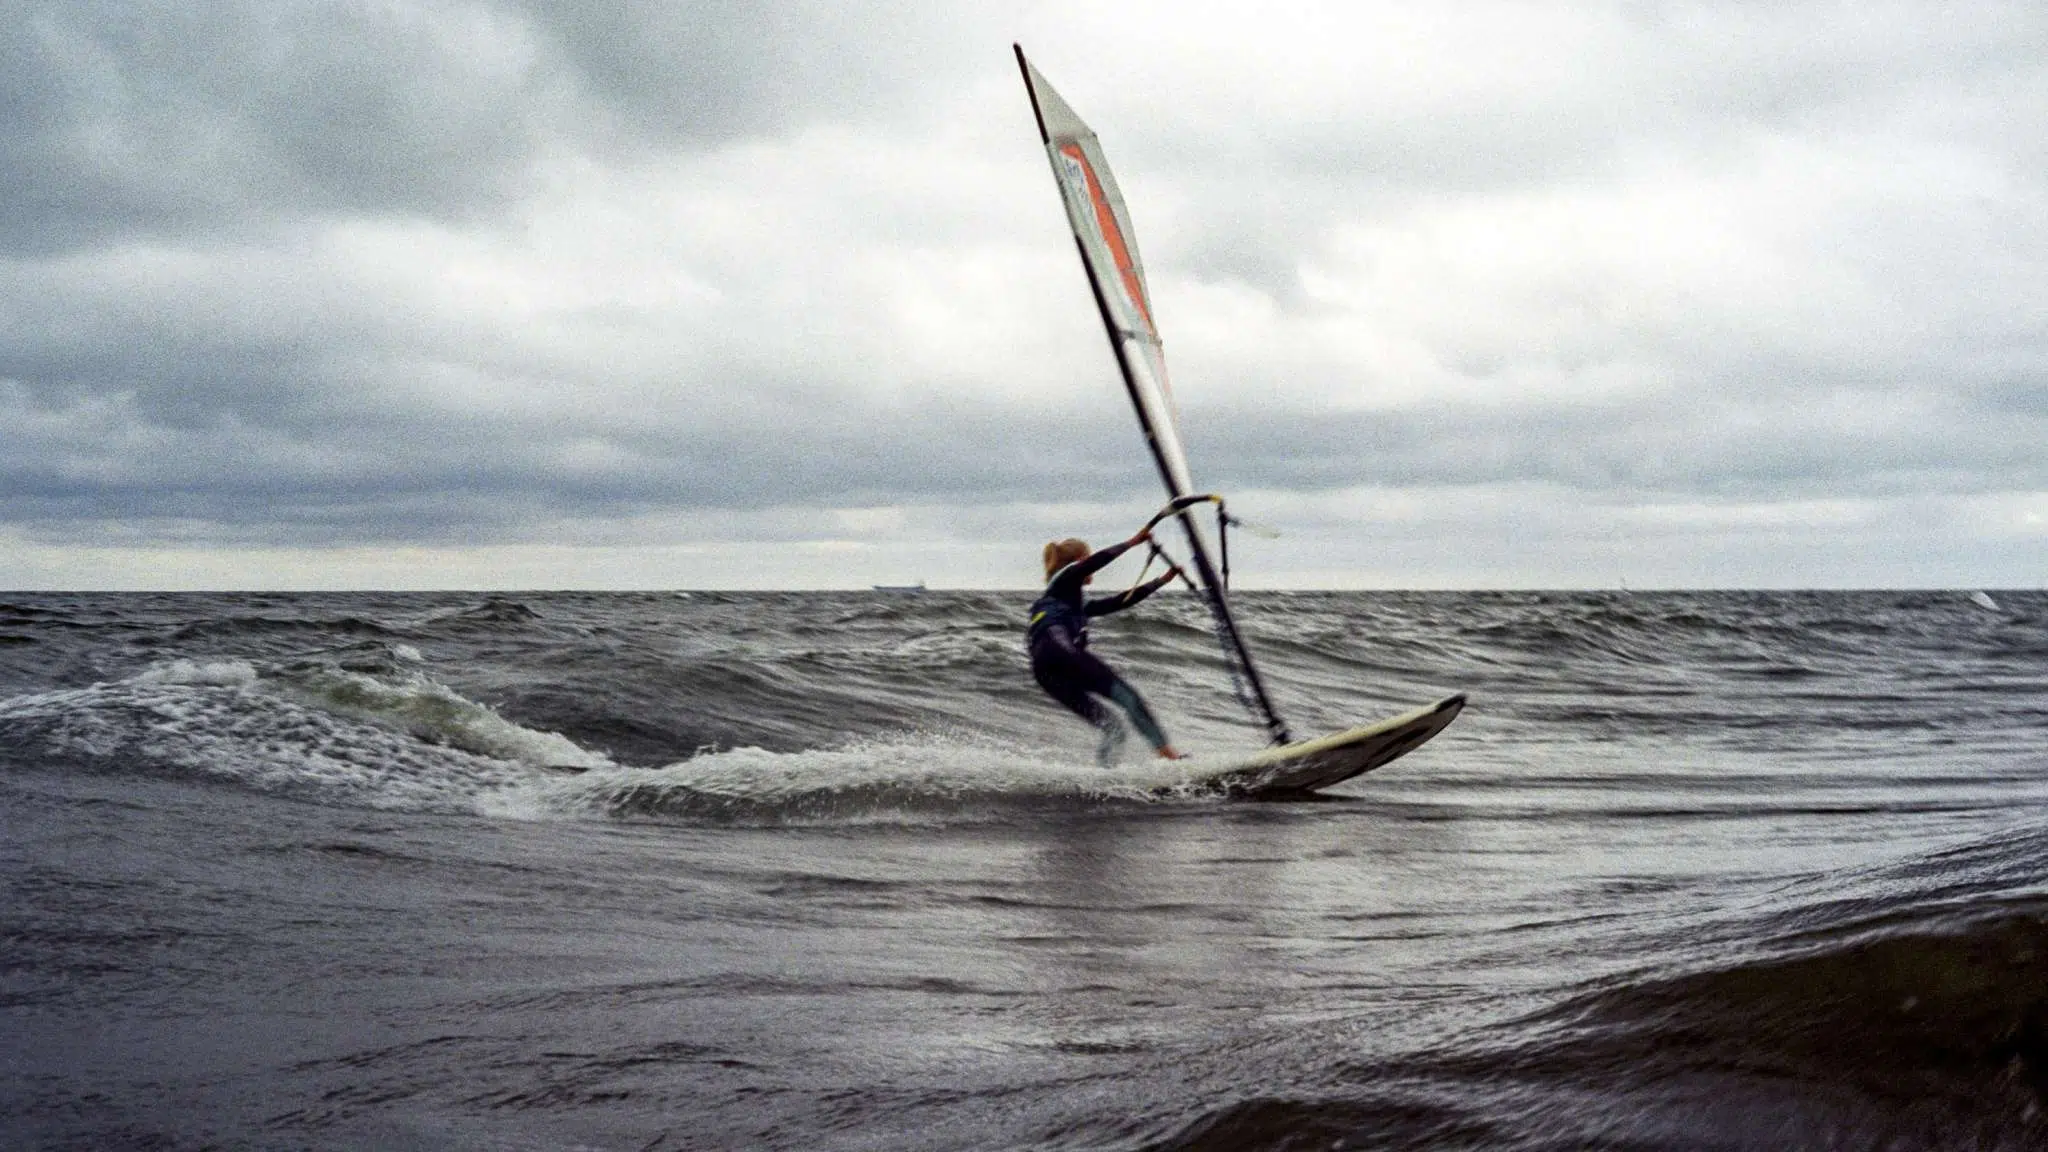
top-left (1026, 539), bottom-right (1177, 763)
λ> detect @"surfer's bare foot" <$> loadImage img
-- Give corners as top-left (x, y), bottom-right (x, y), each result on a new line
top-left (1157, 745), bottom-right (1188, 760)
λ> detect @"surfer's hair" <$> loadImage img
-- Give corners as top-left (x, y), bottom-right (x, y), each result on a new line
top-left (1043, 538), bottom-right (1090, 578)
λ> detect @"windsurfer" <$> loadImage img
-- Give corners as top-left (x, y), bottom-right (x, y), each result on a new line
top-left (1027, 532), bottom-right (1186, 764)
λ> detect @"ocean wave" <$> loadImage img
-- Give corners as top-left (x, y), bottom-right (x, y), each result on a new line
top-left (0, 657), bottom-right (604, 812)
top-left (267, 663), bottom-right (609, 772)
top-left (165, 613), bottom-right (397, 643)
top-left (1525, 909), bottom-right (2048, 1147)
top-left (130, 658), bottom-right (261, 687)
top-left (1, 590), bottom-right (2040, 830)
top-left (1456, 829), bottom-right (2048, 1148)
top-left (0, 655), bottom-right (1249, 825)
top-left (425, 596), bottom-right (543, 626)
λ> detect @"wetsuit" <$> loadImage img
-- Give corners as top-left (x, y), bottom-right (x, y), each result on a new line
top-left (1026, 538), bottom-right (1178, 765)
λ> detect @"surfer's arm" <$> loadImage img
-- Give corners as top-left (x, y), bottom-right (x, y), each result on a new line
top-left (1075, 536), bottom-right (1139, 579)
top-left (1047, 536), bottom-right (1147, 602)
top-left (1084, 567), bottom-right (1180, 617)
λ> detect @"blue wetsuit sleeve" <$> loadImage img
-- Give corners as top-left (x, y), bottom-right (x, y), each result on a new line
top-left (1074, 538), bottom-right (1134, 579)
top-left (1085, 570), bottom-right (1175, 617)
top-left (1047, 538), bottom-right (1137, 603)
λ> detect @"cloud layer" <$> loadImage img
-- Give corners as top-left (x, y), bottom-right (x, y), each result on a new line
top-left (2, 1), bottom-right (2043, 587)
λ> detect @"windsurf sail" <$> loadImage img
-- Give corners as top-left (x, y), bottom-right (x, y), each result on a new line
top-left (1015, 45), bottom-right (1291, 745)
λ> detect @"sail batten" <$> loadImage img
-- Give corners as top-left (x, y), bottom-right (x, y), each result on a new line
top-left (1015, 44), bottom-right (1291, 745)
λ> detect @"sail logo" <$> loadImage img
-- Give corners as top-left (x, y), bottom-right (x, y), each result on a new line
top-left (1056, 143), bottom-right (1155, 339)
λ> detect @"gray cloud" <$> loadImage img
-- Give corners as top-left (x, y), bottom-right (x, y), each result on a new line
top-left (2, 1), bottom-right (1005, 258)
top-left (506, 0), bottom-right (987, 147)
top-left (0, 363), bottom-right (1156, 546)
top-left (1189, 387), bottom-right (2047, 503)
top-left (2, 1), bottom-right (2044, 586)
top-left (2, 1), bottom-right (573, 255)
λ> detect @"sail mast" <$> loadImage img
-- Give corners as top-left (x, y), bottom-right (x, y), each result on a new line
top-left (1014, 44), bottom-right (1290, 745)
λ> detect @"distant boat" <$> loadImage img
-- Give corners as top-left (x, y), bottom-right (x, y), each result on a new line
top-left (1970, 590), bottom-right (2000, 612)
top-left (873, 582), bottom-right (927, 593)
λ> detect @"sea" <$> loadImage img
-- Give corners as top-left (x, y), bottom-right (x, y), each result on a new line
top-left (2, 589), bottom-right (2045, 1151)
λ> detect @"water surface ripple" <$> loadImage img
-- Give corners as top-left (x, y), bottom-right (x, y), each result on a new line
top-left (2, 590), bottom-right (2045, 1149)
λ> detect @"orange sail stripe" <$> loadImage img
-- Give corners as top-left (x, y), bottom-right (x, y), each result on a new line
top-left (1060, 143), bottom-right (1154, 336)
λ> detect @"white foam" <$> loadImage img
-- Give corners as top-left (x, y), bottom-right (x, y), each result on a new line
top-left (0, 674), bottom-right (522, 811)
top-left (275, 667), bottom-right (614, 772)
top-left (0, 658), bottom-right (622, 814)
top-left (130, 659), bottom-right (261, 687)
top-left (487, 729), bottom-right (1243, 824)
top-left (2, 661), bottom-right (1238, 825)
top-left (648, 734), bottom-right (1145, 801)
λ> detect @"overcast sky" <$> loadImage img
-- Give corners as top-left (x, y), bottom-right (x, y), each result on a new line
top-left (3, 1), bottom-right (2043, 589)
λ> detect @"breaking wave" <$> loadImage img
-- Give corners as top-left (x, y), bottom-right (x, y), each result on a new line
top-left (0, 654), bottom-right (1245, 825)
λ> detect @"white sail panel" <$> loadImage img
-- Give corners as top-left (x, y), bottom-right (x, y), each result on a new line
top-left (1020, 57), bottom-right (1194, 496)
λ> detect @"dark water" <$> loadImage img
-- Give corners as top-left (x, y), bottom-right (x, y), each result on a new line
top-left (3, 589), bottom-right (2046, 1150)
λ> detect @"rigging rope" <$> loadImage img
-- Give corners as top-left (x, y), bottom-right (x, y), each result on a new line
top-left (1129, 494), bottom-right (1275, 738)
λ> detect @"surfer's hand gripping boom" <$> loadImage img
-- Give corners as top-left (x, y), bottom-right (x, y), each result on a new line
top-left (1131, 494), bottom-right (1277, 595)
